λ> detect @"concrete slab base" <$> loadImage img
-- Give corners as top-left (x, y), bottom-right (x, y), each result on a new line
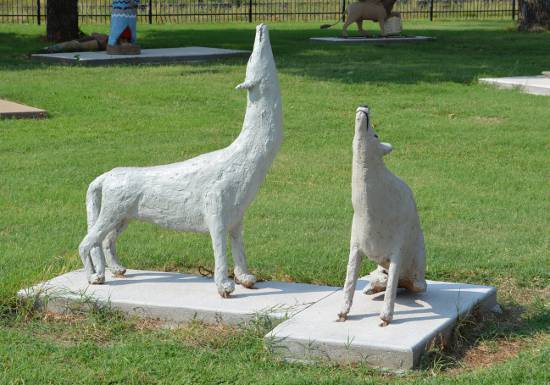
top-left (31, 47), bottom-right (249, 66)
top-left (18, 269), bottom-right (337, 325)
top-left (310, 36), bottom-right (435, 44)
top-left (0, 99), bottom-right (47, 119)
top-left (479, 76), bottom-right (550, 96)
top-left (265, 277), bottom-right (497, 370)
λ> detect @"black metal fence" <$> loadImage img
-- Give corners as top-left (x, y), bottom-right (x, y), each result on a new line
top-left (0, 0), bottom-right (520, 24)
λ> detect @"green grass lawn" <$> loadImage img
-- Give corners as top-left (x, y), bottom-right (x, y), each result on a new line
top-left (0, 20), bottom-right (549, 384)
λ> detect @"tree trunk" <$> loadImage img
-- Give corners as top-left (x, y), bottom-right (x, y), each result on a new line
top-left (46, 0), bottom-right (79, 41)
top-left (519, 0), bottom-right (550, 31)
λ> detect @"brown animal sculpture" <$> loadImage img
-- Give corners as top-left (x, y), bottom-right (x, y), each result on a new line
top-left (321, 0), bottom-right (400, 37)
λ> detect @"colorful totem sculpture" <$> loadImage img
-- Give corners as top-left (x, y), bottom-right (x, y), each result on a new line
top-left (107, 0), bottom-right (141, 55)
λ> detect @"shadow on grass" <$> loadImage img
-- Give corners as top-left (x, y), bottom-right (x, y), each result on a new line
top-left (2, 24), bottom-right (549, 84)
top-left (141, 25), bottom-right (550, 84)
top-left (419, 300), bottom-right (550, 372)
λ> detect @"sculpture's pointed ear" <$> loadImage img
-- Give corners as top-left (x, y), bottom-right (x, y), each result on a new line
top-left (379, 142), bottom-right (393, 156)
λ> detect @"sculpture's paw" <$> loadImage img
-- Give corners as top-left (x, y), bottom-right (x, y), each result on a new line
top-left (88, 273), bottom-right (105, 285)
top-left (363, 283), bottom-right (386, 295)
top-left (111, 267), bottom-right (127, 278)
top-left (217, 280), bottom-right (235, 298)
top-left (411, 279), bottom-right (427, 293)
top-left (337, 312), bottom-right (348, 322)
top-left (379, 311), bottom-right (393, 327)
top-left (235, 274), bottom-right (256, 289)
top-left (363, 283), bottom-right (376, 295)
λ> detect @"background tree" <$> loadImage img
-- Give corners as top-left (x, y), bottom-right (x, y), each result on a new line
top-left (519, 0), bottom-right (550, 31)
top-left (47, 0), bottom-right (79, 41)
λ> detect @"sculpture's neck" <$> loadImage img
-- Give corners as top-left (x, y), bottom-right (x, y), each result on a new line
top-left (352, 131), bottom-right (387, 198)
top-left (232, 81), bottom-right (282, 159)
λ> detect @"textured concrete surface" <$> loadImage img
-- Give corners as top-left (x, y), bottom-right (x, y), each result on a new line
top-left (480, 76), bottom-right (550, 96)
top-left (266, 277), bottom-right (497, 369)
top-left (76, 25), bottom-right (281, 299)
top-left (31, 47), bottom-right (249, 66)
top-left (18, 269), bottom-right (338, 325)
top-left (310, 36), bottom-right (435, 44)
top-left (0, 99), bottom-right (47, 119)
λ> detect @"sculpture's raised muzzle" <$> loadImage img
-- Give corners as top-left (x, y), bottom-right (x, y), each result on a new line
top-left (356, 105), bottom-right (370, 130)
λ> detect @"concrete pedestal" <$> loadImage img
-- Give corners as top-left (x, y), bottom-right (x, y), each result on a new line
top-left (310, 36), bottom-right (435, 44)
top-left (18, 269), bottom-right (337, 325)
top-left (31, 47), bottom-right (249, 66)
top-left (265, 277), bottom-right (497, 369)
top-left (20, 270), bottom-right (497, 369)
top-left (0, 99), bottom-right (47, 119)
top-left (479, 76), bottom-right (550, 96)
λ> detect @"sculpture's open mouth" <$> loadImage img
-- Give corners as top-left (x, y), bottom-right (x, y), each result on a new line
top-left (357, 105), bottom-right (369, 115)
top-left (257, 23), bottom-right (266, 42)
top-left (356, 105), bottom-right (370, 128)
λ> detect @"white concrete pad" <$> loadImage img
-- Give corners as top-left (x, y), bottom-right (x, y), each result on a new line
top-left (18, 269), bottom-right (338, 325)
top-left (480, 76), bottom-right (550, 96)
top-left (310, 36), bottom-right (435, 44)
top-left (0, 99), bottom-right (47, 119)
top-left (31, 47), bottom-right (249, 66)
top-left (265, 277), bottom-right (496, 370)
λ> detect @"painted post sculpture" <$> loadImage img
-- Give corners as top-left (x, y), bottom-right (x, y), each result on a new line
top-left (338, 106), bottom-right (427, 326)
top-left (78, 24), bottom-right (282, 298)
top-left (107, 0), bottom-right (141, 54)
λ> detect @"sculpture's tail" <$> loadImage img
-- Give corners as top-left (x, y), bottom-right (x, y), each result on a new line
top-left (85, 174), bottom-right (105, 230)
top-left (320, 20), bottom-right (341, 29)
top-left (320, 6), bottom-right (346, 29)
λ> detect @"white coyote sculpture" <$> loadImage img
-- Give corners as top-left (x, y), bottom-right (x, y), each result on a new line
top-left (338, 106), bottom-right (426, 326)
top-left (78, 24), bottom-right (282, 298)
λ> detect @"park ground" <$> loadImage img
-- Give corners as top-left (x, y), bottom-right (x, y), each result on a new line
top-left (0, 20), bottom-right (549, 384)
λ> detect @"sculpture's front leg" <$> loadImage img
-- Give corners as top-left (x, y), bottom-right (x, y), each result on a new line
top-left (379, 258), bottom-right (400, 326)
top-left (337, 246), bottom-right (362, 321)
top-left (230, 221), bottom-right (256, 289)
top-left (207, 220), bottom-right (235, 298)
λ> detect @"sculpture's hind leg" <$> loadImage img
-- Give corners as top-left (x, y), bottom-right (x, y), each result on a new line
top-left (89, 246), bottom-right (106, 284)
top-left (363, 265), bottom-right (388, 295)
top-left (80, 229), bottom-right (111, 284)
top-left (79, 210), bottom-right (123, 285)
top-left (342, 17), bottom-right (354, 37)
top-left (357, 20), bottom-right (369, 37)
top-left (230, 221), bottom-right (256, 289)
top-left (102, 220), bottom-right (129, 277)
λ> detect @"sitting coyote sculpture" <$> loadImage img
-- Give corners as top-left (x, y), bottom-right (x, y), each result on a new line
top-left (338, 106), bottom-right (426, 326)
top-left (78, 24), bottom-right (282, 298)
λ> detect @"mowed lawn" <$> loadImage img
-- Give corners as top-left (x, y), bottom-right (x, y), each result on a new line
top-left (0, 20), bottom-right (549, 384)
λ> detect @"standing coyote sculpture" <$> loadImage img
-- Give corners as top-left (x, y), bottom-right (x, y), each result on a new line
top-left (338, 106), bottom-right (426, 326)
top-left (321, 0), bottom-right (400, 37)
top-left (78, 24), bottom-right (282, 298)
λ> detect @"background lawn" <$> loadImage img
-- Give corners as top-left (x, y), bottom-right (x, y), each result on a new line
top-left (0, 20), bottom-right (549, 384)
